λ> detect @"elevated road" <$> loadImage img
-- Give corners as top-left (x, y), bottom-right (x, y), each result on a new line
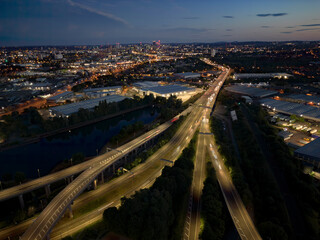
top-left (202, 68), bottom-right (262, 240)
top-left (0, 105), bottom-right (195, 203)
top-left (20, 69), bottom-right (227, 240)
top-left (183, 66), bottom-right (229, 240)
top-left (184, 63), bottom-right (262, 240)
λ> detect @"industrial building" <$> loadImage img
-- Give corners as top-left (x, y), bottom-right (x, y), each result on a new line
top-left (83, 86), bottom-right (121, 98)
top-left (260, 98), bottom-right (320, 122)
top-left (294, 138), bottom-right (320, 169)
top-left (47, 91), bottom-right (74, 103)
top-left (139, 84), bottom-right (196, 98)
top-left (50, 94), bottom-right (127, 117)
top-left (283, 94), bottom-right (320, 105)
top-left (225, 85), bottom-right (277, 98)
top-left (133, 81), bottom-right (160, 89)
top-left (175, 72), bottom-right (201, 79)
top-left (233, 73), bottom-right (292, 80)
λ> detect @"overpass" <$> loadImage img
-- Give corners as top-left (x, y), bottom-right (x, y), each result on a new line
top-left (19, 72), bottom-right (224, 240)
top-left (0, 105), bottom-right (194, 209)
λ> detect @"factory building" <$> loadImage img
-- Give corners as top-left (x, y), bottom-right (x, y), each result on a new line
top-left (233, 73), bottom-right (292, 80)
top-left (175, 72), bottom-right (201, 79)
top-left (225, 85), bottom-right (277, 98)
top-left (83, 86), bottom-right (121, 99)
top-left (260, 98), bottom-right (320, 122)
top-left (295, 138), bottom-right (320, 169)
top-left (50, 94), bottom-right (127, 117)
top-left (139, 84), bottom-right (196, 98)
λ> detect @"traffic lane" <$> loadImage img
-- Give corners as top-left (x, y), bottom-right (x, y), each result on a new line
top-left (0, 122), bottom-right (172, 201)
top-left (208, 139), bottom-right (262, 240)
top-left (51, 111), bottom-right (203, 239)
top-left (22, 76), bottom-right (219, 239)
top-left (189, 132), bottom-right (207, 240)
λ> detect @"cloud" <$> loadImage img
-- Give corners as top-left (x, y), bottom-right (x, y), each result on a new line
top-left (261, 26), bottom-right (271, 28)
top-left (296, 28), bottom-right (320, 32)
top-left (225, 29), bottom-right (233, 31)
top-left (286, 26), bottom-right (296, 29)
top-left (67, 0), bottom-right (129, 26)
top-left (272, 13), bottom-right (288, 17)
top-left (300, 24), bottom-right (320, 27)
top-left (281, 32), bottom-right (292, 34)
top-left (223, 34), bottom-right (232, 37)
top-left (256, 13), bottom-right (287, 17)
top-left (183, 17), bottom-right (200, 20)
top-left (223, 16), bottom-right (234, 19)
top-left (164, 27), bottom-right (213, 33)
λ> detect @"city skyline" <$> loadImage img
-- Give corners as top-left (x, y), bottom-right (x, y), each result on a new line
top-left (1, 0), bottom-right (320, 46)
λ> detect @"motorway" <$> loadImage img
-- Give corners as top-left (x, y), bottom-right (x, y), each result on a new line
top-left (19, 68), bottom-right (225, 240)
top-left (183, 62), bottom-right (229, 240)
top-left (184, 59), bottom-right (261, 240)
top-left (202, 64), bottom-right (261, 240)
top-left (208, 137), bottom-right (262, 240)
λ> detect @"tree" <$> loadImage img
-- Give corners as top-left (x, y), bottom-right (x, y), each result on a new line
top-left (259, 221), bottom-right (288, 240)
top-left (14, 172), bottom-right (26, 184)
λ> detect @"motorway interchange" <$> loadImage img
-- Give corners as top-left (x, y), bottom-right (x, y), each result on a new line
top-left (1, 65), bottom-right (261, 240)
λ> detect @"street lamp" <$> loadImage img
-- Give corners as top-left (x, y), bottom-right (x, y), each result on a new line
top-left (37, 169), bottom-right (40, 178)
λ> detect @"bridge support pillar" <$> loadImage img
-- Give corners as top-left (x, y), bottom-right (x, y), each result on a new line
top-left (112, 164), bottom-right (115, 174)
top-left (45, 184), bottom-right (51, 198)
top-left (19, 194), bottom-right (24, 210)
top-left (93, 179), bottom-right (98, 190)
top-left (67, 175), bottom-right (74, 184)
top-left (100, 171), bottom-right (104, 184)
top-left (68, 205), bottom-right (73, 218)
top-left (123, 155), bottom-right (128, 165)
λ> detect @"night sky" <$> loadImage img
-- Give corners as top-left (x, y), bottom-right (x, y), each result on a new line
top-left (1, 0), bottom-right (320, 46)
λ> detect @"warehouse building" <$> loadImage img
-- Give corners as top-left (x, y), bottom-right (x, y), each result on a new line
top-left (282, 94), bottom-right (320, 105)
top-left (83, 86), bottom-right (121, 98)
top-left (139, 84), bottom-right (196, 98)
top-left (175, 72), bottom-right (201, 79)
top-left (133, 81), bottom-right (160, 89)
top-left (50, 94), bottom-right (127, 117)
top-left (225, 85), bottom-right (277, 98)
top-left (233, 73), bottom-right (292, 80)
top-left (47, 91), bottom-right (74, 103)
top-left (294, 138), bottom-right (320, 169)
top-left (260, 98), bottom-right (320, 122)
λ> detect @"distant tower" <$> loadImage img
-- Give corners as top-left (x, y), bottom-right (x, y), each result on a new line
top-left (116, 43), bottom-right (120, 49)
top-left (211, 49), bottom-right (216, 57)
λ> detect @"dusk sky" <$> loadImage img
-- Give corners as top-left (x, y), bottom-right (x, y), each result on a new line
top-left (1, 0), bottom-right (320, 46)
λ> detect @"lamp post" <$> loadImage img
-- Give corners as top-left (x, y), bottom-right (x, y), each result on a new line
top-left (37, 169), bottom-right (40, 178)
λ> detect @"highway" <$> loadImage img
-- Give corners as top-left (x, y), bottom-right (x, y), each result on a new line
top-left (20, 121), bottom-right (172, 240)
top-left (183, 63), bottom-right (229, 240)
top-left (200, 64), bottom-right (262, 240)
top-left (19, 68), bottom-right (225, 240)
top-left (0, 106), bottom-right (195, 203)
top-left (208, 138), bottom-right (262, 240)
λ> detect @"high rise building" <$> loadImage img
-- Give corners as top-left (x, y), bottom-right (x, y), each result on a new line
top-left (211, 49), bottom-right (216, 57)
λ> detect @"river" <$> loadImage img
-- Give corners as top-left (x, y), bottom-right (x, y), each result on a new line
top-left (0, 107), bottom-right (159, 179)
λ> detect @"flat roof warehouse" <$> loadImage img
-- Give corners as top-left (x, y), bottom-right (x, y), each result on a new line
top-left (140, 85), bottom-right (195, 98)
top-left (50, 94), bottom-right (127, 117)
top-left (295, 138), bottom-right (320, 168)
top-left (225, 85), bottom-right (277, 98)
top-left (260, 98), bottom-right (320, 122)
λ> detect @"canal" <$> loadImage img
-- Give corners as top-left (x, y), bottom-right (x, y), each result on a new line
top-left (0, 107), bottom-right (159, 179)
